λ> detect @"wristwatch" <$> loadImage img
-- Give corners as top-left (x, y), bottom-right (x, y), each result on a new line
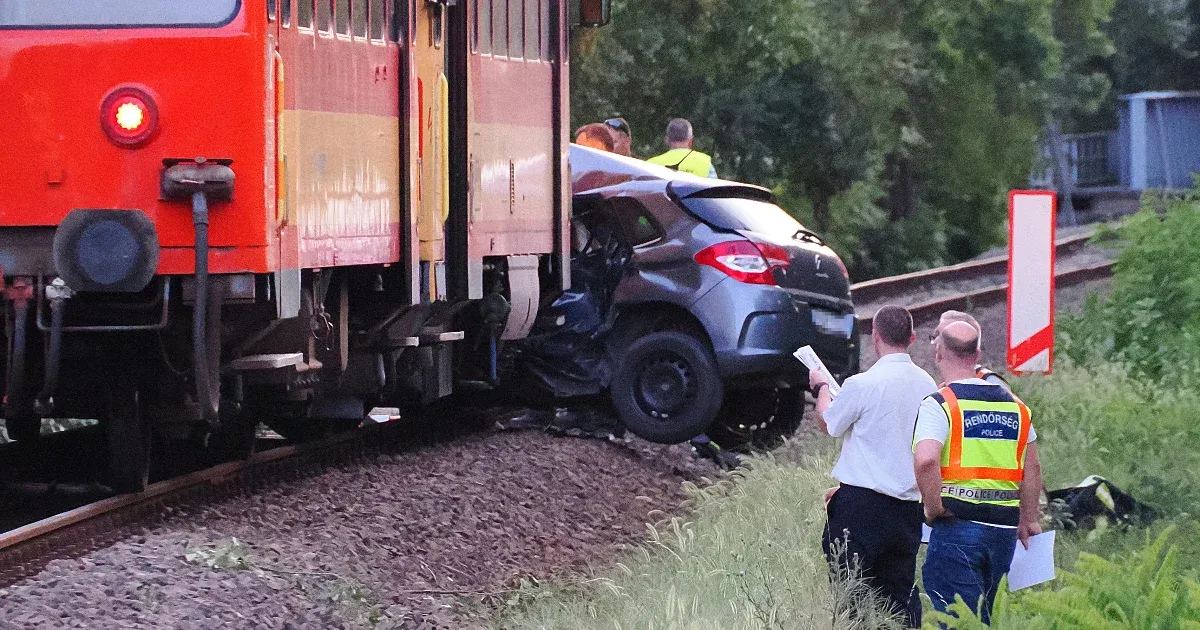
top-left (812, 382), bottom-right (829, 396)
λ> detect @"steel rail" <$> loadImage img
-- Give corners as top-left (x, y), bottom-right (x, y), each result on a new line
top-left (0, 423), bottom-right (410, 587)
top-left (850, 230), bottom-right (1097, 307)
top-left (855, 261), bottom-right (1114, 333)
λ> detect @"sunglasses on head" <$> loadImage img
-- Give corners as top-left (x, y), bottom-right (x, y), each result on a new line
top-left (604, 118), bottom-right (629, 134)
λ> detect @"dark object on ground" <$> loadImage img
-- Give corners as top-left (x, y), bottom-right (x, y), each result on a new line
top-left (689, 434), bottom-right (742, 470)
top-left (505, 145), bottom-right (857, 449)
top-left (1046, 475), bottom-right (1157, 530)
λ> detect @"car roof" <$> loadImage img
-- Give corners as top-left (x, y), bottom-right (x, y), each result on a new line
top-left (569, 144), bottom-right (773, 200)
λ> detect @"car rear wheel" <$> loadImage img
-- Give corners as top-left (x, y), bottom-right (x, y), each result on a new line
top-left (708, 387), bottom-right (804, 452)
top-left (610, 331), bottom-right (723, 444)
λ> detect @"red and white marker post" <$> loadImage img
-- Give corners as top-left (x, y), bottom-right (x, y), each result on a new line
top-left (1007, 191), bottom-right (1057, 374)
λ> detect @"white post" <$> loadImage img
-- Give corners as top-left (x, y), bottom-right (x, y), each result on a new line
top-left (1007, 191), bottom-right (1057, 374)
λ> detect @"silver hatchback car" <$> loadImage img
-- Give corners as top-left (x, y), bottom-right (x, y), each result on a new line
top-left (512, 146), bottom-right (858, 448)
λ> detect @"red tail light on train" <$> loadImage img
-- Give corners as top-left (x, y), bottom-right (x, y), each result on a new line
top-left (99, 86), bottom-right (158, 147)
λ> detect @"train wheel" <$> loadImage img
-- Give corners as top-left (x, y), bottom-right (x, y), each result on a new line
top-left (105, 385), bottom-right (150, 493)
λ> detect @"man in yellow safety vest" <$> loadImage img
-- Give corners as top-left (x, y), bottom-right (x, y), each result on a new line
top-left (913, 321), bottom-right (1044, 624)
top-left (647, 118), bottom-right (717, 178)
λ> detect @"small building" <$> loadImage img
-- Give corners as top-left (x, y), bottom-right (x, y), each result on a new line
top-left (1032, 91), bottom-right (1200, 218)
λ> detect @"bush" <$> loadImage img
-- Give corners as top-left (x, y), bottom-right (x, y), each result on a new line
top-left (1059, 192), bottom-right (1200, 386)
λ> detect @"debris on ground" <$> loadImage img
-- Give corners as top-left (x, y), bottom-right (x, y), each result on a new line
top-left (1047, 475), bottom-right (1157, 531)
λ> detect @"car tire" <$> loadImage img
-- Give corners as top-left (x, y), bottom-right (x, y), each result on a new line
top-left (609, 331), bottom-right (723, 444)
top-left (708, 387), bottom-right (804, 452)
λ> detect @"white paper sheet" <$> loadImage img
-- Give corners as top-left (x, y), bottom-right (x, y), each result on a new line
top-left (793, 346), bottom-right (841, 397)
top-left (1007, 530), bottom-right (1056, 591)
top-left (921, 523), bottom-right (931, 543)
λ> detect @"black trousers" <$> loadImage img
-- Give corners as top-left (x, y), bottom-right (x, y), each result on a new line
top-left (821, 483), bottom-right (924, 628)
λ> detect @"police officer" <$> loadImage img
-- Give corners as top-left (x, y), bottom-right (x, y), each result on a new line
top-left (933, 310), bottom-right (1010, 389)
top-left (913, 321), bottom-right (1043, 624)
top-left (647, 118), bottom-right (717, 178)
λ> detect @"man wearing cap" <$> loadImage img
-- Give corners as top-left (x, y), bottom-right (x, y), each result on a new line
top-left (914, 321), bottom-right (1044, 624)
top-left (647, 118), bottom-right (717, 178)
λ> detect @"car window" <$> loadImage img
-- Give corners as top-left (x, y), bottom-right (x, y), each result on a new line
top-left (608, 198), bottom-right (663, 248)
top-left (679, 195), bottom-right (819, 241)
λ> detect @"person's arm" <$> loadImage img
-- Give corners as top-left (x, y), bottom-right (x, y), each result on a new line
top-left (813, 383), bottom-right (834, 434)
top-left (1017, 441), bottom-right (1043, 548)
top-left (914, 439), bottom-right (950, 523)
top-left (809, 371), bottom-right (856, 437)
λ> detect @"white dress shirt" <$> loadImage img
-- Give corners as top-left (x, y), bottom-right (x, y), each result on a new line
top-left (823, 352), bottom-right (938, 501)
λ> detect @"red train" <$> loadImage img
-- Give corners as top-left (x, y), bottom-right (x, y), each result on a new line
top-left (0, 0), bottom-right (609, 490)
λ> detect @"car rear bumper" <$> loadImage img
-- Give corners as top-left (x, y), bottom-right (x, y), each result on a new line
top-left (692, 279), bottom-right (859, 385)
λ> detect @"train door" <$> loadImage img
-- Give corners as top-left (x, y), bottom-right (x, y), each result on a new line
top-left (413, 0), bottom-right (449, 303)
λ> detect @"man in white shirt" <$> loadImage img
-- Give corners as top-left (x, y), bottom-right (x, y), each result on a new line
top-left (809, 305), bottom-right (937, 627)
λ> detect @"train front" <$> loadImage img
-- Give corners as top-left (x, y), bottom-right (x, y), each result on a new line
top-left (0, 1), bottom-right (271, 487)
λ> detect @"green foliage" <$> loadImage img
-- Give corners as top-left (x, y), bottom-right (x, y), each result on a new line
top-left (1013, 360), bottom-right (1200, 516)
top-left (1059, 192), bottom-right (1200, 386)
top-left (928, 526), bottom-right (1200, 629)
top-left (573, 0), bottom-right (1084, 279)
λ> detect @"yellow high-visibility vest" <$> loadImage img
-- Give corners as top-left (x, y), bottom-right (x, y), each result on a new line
top-left (923, 382), bottom-right (1032, 521)
top-left (648, 148), bottom-right (715, 178)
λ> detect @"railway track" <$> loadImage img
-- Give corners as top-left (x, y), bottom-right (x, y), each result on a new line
top-left (852, 229), bottom-right (1116, 331)
top-left (0, 407), bottom-right (500, 587)
top-left (0, 230), bottom-right (1119, 589)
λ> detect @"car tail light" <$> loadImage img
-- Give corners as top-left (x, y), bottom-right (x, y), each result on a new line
top-left (100, 86), bottom-right (159, 147)
top-left (695, 240), bottom-right (790, 285)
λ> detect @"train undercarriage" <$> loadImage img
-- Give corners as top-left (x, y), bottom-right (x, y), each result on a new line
top-left (1, 257), bottom-right (546, 492)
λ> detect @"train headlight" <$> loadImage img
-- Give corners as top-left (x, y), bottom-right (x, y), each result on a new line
top-left (100, 86), bottom-right (159, 148)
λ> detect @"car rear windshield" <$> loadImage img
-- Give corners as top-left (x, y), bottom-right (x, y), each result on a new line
top-left (0, 1), bottom-right (240, 28)
top-left (680, 195), bottom-right (818, 240)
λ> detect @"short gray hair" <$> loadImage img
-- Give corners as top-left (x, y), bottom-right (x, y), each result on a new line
top-left (666, 118), bottom-right (693, 143)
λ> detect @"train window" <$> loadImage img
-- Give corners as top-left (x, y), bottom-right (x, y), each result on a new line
top-left (524, 0), bottom-right (538, 59)
top-left (493, 0), bottom-right (507, 57)
top-left (389, 0), bottom-right (406, 42)
top-left (268, 0), bottom-right (277, 21)
top-left (478, 0), bottom-right (491, 53)
top-left (369, 0), bottom-right (384, 39)
top-left (0, 1), bottom-right (239, 27)
top-left (317, 0), bottom-right (331, 31)
top-left (283, 0), bottom-right (292, 26)
top-left (509, 0), bottom-right (523, 59)
top-left (298, 0), bottom-right (313, 28)
top-left (336, 0), bottom-right (350, 34)
top-left (352, 0), bottom-right (367, 36)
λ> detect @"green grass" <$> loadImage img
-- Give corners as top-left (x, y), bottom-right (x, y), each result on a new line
top-left (495, 449), bottom-right (901, 630)
top-left (1013, 361), bottom-right (1200, 523)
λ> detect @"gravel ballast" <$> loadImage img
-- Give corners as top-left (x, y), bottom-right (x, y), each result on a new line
top-left (0, 430), bottom-right (718, 629)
